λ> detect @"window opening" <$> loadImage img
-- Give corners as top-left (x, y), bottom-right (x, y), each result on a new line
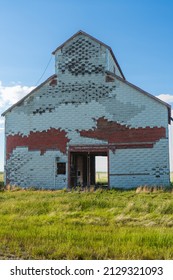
top-left (57, 162), bottom-right (66, 175)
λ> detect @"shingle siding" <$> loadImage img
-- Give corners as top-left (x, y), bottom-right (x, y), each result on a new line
top-left (3, 31), bottom-right (170, 188)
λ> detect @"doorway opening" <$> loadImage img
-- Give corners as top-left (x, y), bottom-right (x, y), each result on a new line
top-left (95, 156), bottom-right (108, 187)
top-left (69, 150), bottom-right (109, 189)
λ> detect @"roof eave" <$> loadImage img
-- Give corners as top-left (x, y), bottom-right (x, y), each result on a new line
top-left (52, 30), bottom-right (112, 54)
top-left (109, 49), bottom-right (125, 80)
top-left (114, 74), bottom-right (172, 124)
top-left (1, 74), bottom-right (57, 117)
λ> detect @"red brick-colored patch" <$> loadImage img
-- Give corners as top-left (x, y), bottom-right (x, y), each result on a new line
top-left (49, 78), bottom-right (57, 86)
top-left (79, 117), bottom-right (166, 146)
top-left (6, 128), bottom-right (69, 159)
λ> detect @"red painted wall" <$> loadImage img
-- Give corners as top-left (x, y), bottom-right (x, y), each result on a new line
top-left (6, 117), bottom-right (166, 160)
top-left (6, 128), bottom-right (69, 159)
top-left (79, 117), bottom-right (166, 146)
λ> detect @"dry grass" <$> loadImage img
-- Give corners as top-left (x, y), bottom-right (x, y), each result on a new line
top-left (0, 188), bottom-right (173, 259)
top-left (171, 172), bottom-right (173, 183)
top-left (96, 172), bottom-right (108, 183)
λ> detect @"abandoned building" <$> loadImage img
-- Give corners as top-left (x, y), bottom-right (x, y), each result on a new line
top-left (2, 30), bottom-right (172, 189)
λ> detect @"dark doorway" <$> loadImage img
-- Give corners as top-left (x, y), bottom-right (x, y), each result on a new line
top-left (69, 150), bottom-right (108, 188)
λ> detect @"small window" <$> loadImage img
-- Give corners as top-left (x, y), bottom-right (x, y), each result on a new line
top-left (57, 162), bottom-right (66, 175)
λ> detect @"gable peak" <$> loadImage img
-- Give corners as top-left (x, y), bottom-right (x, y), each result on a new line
top-left (52, 30), bottom-right (112, 55)
top-left (52, 30), bottom-right (125, 79)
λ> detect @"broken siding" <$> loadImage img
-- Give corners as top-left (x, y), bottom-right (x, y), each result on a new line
top-left (4, 32), bottom-right (170, 188)
top-left (109, 139), bottom-right (170, 188)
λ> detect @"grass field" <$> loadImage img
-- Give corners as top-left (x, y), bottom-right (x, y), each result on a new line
top-left (0, 172), bottom-right (4, 188)
top-left (0, 172), bottom-right (3, 181)
top-left (1, 188), bottom-right (173, 260)
top-left (171, 172), bottom-right (173, 182)
top-left (96, 172), bottom-right (108, 184)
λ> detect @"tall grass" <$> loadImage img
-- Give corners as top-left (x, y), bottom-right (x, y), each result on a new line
top-left (96, 172), bottom-right (108, 184)
top-left (171, 172), bottom-right (173, 183)
top-left (0, 172), bottom-right (4, 189)
top-left (0, 189), bottom-right (173, 259)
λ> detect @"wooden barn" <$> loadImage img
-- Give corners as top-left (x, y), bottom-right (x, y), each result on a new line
top-left (2, 31), bottom-right (171, 189)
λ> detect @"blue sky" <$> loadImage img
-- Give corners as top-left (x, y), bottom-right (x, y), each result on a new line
top-left (0, 0), bottom-right (173, 171)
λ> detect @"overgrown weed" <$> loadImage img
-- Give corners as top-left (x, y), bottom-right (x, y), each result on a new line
top-left (136, 185), bottom-right (173, 193)
top-left (0, 188), bottom-right (173, 259)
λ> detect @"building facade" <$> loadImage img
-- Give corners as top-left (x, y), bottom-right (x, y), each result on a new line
top-left (2, 31), bottom-right (171, 189)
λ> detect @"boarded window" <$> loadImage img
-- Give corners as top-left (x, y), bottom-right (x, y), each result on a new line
top-left (57, 162), bottom-right (66, 175)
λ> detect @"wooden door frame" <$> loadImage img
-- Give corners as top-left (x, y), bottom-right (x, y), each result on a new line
top-left (68, 145), bottom-right (110, 189)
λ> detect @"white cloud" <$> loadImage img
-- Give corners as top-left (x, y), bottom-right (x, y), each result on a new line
top-left (156, 94), bottom-right (173, 104)
top-left (0, 81), bottom-right (35, 110)
top-left (0, 82), bottom-right (35, 137)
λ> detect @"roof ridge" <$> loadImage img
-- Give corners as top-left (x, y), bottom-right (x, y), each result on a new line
top-left (52, 30), bottom-right (125, 79)
top-left (52, 30), bottom-right (111, 54)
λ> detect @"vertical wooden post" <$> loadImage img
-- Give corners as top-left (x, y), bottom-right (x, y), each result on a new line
top-left (87, 152), bottom-right (90, 187)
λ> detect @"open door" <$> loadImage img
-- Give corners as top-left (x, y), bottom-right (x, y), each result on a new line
top-left (69, 147), bottom-right (108, 188)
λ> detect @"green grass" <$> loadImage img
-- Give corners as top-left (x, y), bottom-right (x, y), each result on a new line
top-left (171, 172), bottom-right (173, 183)
top-left (0, 172), bottom-right (4, 189)
top-left (0, 172), bottom-right (3, 181)
top-left (1, 188), bottom-right (173, 259)
top-left (96, 172), bottom-right (108, 184)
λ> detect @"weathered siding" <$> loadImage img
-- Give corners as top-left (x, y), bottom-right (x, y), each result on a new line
top-left (4, 32), bottom-right (170, 188)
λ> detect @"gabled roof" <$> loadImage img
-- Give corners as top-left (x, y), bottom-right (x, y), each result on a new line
top-left (2, 31), bottom-right (171, 124)
top-left (109, 71), bottom-right (171, 124)
top-left (52, 30), bottom-right (126, 80)
top-left (2, 72), bottom-right (171, 124)
top-left (1, 75), bottom-right (57, 116)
